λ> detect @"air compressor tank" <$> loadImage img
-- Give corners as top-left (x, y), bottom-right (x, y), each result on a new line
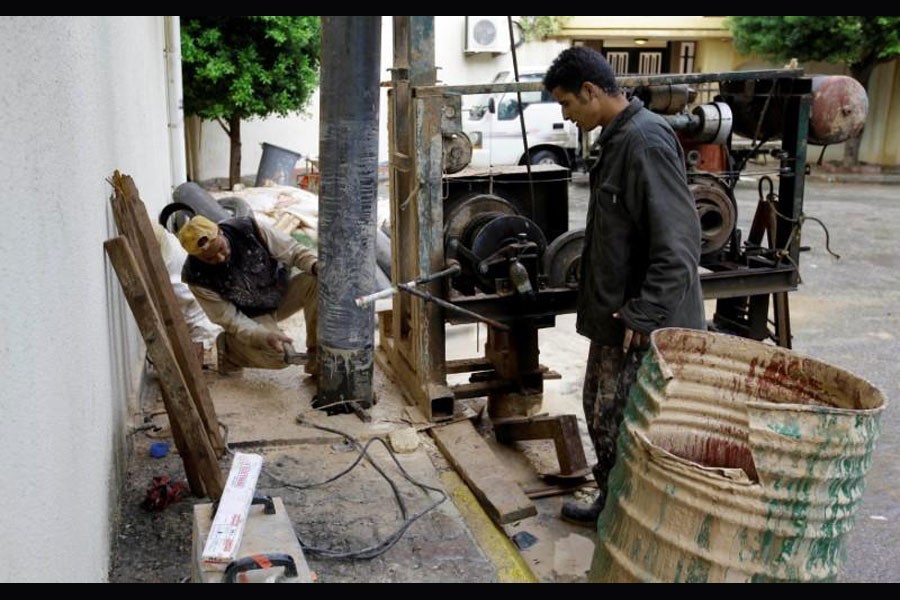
top-left (719, 75), bottom-right (867, 145)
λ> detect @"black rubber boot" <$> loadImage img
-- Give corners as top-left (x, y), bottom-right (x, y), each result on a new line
top-left (560, 493), bottom-right (605, 527)
top-left (304, 346), bottom-right (319, 377)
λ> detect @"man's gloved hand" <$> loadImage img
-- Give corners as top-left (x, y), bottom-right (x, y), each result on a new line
top-left (266, 330), bottom-right (293, 351)
top-left (613, 311), bottom-right (650, 353)
top-left (622, 326), bottom-right (649, 353)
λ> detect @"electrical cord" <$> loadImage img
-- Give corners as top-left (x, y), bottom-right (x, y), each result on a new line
top-left (219, 418), bottom-right (447, 560)
top-left (765, 198), bottom-right (841, 261)
top-left (289, 419), bottom-right (447, 559)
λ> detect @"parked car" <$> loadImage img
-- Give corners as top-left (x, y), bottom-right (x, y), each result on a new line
top-left (463, 69), bottom-right (598, 171)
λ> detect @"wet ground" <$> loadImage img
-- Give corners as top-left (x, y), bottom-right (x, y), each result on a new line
top-left (558, 173), bottom-right (900, 582)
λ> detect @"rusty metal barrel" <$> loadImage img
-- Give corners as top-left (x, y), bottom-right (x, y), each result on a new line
top-left (808, 76), bottom-right (869, 146)
top-left (591, 328), bottom-right (885, 583)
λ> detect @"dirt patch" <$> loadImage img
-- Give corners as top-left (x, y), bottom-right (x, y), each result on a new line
top-left (109, 421), bottom-right (199, 583)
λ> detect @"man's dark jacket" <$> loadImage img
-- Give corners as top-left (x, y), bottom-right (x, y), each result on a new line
top-left (577, 98), bottom-right (705, 345)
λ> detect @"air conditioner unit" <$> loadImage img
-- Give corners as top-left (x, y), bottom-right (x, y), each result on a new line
top-left (465, 16), bottom-right (507, 54)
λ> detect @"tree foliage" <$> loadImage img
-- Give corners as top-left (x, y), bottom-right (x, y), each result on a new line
top-left (518, 16), bottom-right (571, 42)
top-left (181, 16), bottom-right (320, 184)
top-left (729, 16), bottom-right (900, 165)
top-left (728, 16), bottom-right (900, 85)
top-left (182, 16), bottom-right (320, 120)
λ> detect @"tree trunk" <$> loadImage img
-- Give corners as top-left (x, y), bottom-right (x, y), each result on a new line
top-left (228, 115), bottom-right (242, 189)
top-left (844, 62), bottom-right (876, 167)
top-left (842, 136), bottom-right (862, 168)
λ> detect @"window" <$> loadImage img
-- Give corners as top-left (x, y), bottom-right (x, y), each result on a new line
top-left (605, 47), bottom-right (670, 75)
top-left (680, 42), bottom-right (696, 74)
top-left (606, 52), bottom-right (629, 75)
top-left (638, 52), bottom-right (662, 75)
top-left (497, 89), bottom-right (548, 121)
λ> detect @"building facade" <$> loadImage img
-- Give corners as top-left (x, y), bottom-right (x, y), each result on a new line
top-left (192, 16), bottom-right (899, 182)
top-left (557, 16), bottom-right (899, 166)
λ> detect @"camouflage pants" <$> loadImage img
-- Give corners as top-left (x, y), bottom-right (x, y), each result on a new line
top-left (582, 343), bottom-right (645, 495)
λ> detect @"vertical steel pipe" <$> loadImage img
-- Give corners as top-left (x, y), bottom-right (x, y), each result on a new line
top-left (316, 16), bottom-right (381, 410)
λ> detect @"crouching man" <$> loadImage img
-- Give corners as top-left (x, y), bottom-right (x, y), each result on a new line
top-left (177, 214), bottom-right (319, 376)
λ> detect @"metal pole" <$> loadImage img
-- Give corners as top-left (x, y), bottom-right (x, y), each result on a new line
top-left (317, 16), bottom-right (382, 410)
top-left (164, 16), bottom-right (187, 189)
top-left (508, 16), bottom-right (536, 216)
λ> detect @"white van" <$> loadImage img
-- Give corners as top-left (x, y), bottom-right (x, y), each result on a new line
top-left (463, 70), bottom-right (597, 171)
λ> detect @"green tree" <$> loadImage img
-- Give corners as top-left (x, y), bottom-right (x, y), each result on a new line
top-left (181, 16), bottom-right (320, 187)
top-left (518, 16), bottom-right (571, 42)
top-left (729, 16), bottom-right (900, 165)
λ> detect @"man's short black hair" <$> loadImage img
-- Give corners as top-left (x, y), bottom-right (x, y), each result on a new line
top-left (543, 46), bottom-right (620, 96)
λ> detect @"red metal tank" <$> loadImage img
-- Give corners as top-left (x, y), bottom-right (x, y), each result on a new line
top-left (720, 75), bottom-right (868, 145)
top-left (809, 75), bottom-right (869, 145)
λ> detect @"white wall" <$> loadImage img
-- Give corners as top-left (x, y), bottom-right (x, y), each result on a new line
top-left (0, 16), bottom-right (174, 582)
top-left (193, 16), bottom-right (570, 183)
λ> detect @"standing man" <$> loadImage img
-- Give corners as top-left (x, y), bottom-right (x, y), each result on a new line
top-left (177, 214), bottom-right (319, 377)
top-left (543, 47), bottom-right (705, 525)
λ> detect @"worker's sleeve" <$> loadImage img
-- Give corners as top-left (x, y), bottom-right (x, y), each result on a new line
top-left (619, 144), bottom-right (702, 333)
top-left (255, 219), bottom-right (318, 274)
top-left (152, 223), bottom-right (211, 330)
top-left (189, 284), bottom-right (271, 348)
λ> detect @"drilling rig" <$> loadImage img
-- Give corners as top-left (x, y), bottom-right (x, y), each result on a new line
top-left (376, 18), bottom-right (867, 486)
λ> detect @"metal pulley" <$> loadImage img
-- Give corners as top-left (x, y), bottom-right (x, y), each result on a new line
top-left (444, 192), bottom-right (547, 295)
top-left (663, 102), bottom-right (733, 145)
top-left (467, 214), bottom-right (547, 294)
top-left (692, 102), bottom-right (733, 145)
top-left (444, 192), bottom-right (519, 244)
top-left (543, 229), bottom-right (585, 289)
top-left (689, 175), bottom-right (737, 258)
top-left (443, 132), bottom-right (473, 174)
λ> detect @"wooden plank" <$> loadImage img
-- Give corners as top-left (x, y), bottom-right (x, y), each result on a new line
top-left (523, 481), bottom-right (594, 500)
top-left (493, 415), bottom-right (590, 478)
top-left (445, 358), bottom-right (494, 374)
top-left (451, 380), bottom-right (515, 399)
top-left (111, 173), bottom-right (223, 453)
top-left (431, 420), bottom-right (536, 525)
top-left (109, 171), bottom-right (224, 455)
top-left (158, 389), bottom-right (207, 498)
top-left (412, 94), bottom-right (449, 420)
top-left (106, 200), bottom-right (206, 494)
top-left (105, 237), bottom-right (224, 498)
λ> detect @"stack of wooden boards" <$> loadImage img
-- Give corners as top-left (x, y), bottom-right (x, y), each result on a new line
top-left (104, 171), bottom-right (225, 498)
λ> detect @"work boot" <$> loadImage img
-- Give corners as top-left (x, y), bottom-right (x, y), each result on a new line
top-left (560, 492), bottom-right (605, 527)
top-left (304, 347), bottom-right (319, 377)
top-left (216, 334), bottom-right (243, 376)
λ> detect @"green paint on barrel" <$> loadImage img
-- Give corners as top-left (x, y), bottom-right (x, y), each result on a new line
top-left (591, 329), bottom-right (885, 583)
top-left (696, 515), bottom-right (712, 550)
top-left (767, 421), bottom-right (802, 440)
top-left (684, 558), bottom-right (710, 583)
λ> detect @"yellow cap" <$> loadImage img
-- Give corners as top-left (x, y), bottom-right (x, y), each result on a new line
top-left (177, 215), bottom-right (219, 256)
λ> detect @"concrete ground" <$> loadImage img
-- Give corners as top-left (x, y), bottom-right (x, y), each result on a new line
top-left (114, 310), bottom-right (576, 582)
top-left (758, 178), bottom-right (900, 582)
top-left (111, 173), bottom-right (899, 583)
top-left (566, 172), bottom-right (900, 582)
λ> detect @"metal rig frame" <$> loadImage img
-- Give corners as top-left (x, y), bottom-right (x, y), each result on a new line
top-left (379, 17), bottom-right (811, 426)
